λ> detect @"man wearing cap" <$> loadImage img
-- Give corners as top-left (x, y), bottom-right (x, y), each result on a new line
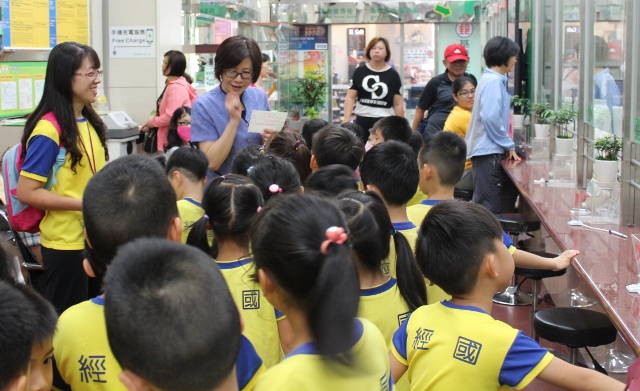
top-left (412, 44), bottom-right (476, 140)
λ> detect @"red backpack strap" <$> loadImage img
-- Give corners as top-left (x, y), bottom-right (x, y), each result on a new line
top-left (41, 112), bottom-right (63, 138)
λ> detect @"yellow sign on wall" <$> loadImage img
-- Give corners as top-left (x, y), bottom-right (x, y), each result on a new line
top-left (56, 0), bottom-right (89, 45)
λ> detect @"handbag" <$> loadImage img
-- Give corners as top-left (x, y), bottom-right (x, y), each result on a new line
top-left (142, 86), bottom-right (168, 154)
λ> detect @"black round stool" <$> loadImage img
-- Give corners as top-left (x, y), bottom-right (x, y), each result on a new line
top-left (514, 260), bottom-right (566, 340)
top-left (453, 189), bottom-right (473, 201)
top-left (493, 213), bottom-right (541, 306)
top-left (534, 308), bottom-right (617, 368)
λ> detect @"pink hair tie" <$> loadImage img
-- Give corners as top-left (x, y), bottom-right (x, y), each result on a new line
top-left (268, 184), bottom-right (282, 194)
top-left (320, 226), bottom-right (349, 255)
top-left (257, 206), bottom-right (262, 213)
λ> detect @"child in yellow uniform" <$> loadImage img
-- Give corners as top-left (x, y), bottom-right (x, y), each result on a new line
top-left (407, 131), bottom-right (579, 272)
top-left (251, 194), bottom-right (393, 391)
top-left (165, 147), bottom-right (209, 243)
top-left (54, 156), bottom-right (263, 391)
top-left (390, 201), bottom-right (624, 391)
top-left (187, 174), bottom-right (293, 368)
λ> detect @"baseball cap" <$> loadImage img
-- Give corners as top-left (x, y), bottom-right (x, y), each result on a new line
top-left (444, 44), bottom-right (469, 62)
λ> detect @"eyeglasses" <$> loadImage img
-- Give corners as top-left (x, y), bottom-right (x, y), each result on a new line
top-left (223, 70), bottom-right (253, 80)
top-left (458, 89), bottom-right (476, 97)
top-left (177, 121), bottom-right (191, 126)
top-left (74, 70), bottom-right (104, 79)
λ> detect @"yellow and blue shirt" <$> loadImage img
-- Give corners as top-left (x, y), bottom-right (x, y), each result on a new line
top-left (358, 278), bottom-right (411, 348)
top-left (382, 222), bottom-right (419, 278)
top-left (217, 257), bottom-right (285, 368)
top-left (53, 296), bottom-right (263, 391)
top-left (176, 197), bottom-right (205, 243)
top-left (20, 118), bottom-right (106, 250)
top-left (391, 301), bottom-right (553, 390)
top-left (254, 318), bottom-right (394, 391)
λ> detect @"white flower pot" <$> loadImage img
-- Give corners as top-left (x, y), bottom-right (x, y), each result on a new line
top-left (555, 137), bottom-right (574, 156)
top-left (593, 159), bottom-right (618, 183)
top-left (534, 124), bottom-right (550, 139)
top-left (513, 114), bottom-right (525, 129)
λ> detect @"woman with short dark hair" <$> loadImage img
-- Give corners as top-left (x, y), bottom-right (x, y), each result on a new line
top-left (191, 36), bottom-right (269, 179)
top-left (141, 50), bottom-right (196, 151)
top-left (342, 37), bottom-right (404, 142)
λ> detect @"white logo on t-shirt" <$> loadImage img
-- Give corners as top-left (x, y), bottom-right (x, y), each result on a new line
top-left (362, 75), bottom-right (389, 100)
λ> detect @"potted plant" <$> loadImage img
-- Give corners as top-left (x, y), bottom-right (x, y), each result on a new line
top-left (593, 134), bottom-right (622, 183)
top-left (530, 102), bottom-right (552, 139)
top-left (511, 95), bottom-right (530, 129)
top-left (296, 70), bottom-right (327, 119)
top-left (550, 106), bottom-right (578, 156)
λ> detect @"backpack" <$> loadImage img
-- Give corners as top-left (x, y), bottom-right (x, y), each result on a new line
top-left (2, 112), bottom-right (66, 233)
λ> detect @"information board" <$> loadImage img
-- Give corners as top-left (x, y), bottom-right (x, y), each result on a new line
top-left (0, 61), bottom-right (47, 118)
top-left (2, 0), bottom-right (89, 49)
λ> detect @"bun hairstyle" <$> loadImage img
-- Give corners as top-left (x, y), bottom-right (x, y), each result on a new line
top-left (250, 194), bottom-right (359, 357)
top-left (265, 131), bottom-right (312, 183)
top-left (187, 174), bottom-right (264, 258)
top-left (337, 190), bottom-right (427, 311)
top-left (247, 155), bottom-right (301, 203)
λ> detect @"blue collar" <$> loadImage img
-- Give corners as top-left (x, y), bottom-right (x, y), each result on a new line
top-left (91, 296), bottom-right (105, 306)
top-left (441, 300), bottom-right (489, 315)
top-left (420, 199), bottom-right (444, 206)
top-left (392, 222), bottom-right (417, 231)
top-left (360, 278), bottom-right (396, 297)
top-left (183, 197), bottom-right (202, 208)
top-left (286, 319), bottom-right (364, 357)
top-left (216, 257), bottom-right (253, 270)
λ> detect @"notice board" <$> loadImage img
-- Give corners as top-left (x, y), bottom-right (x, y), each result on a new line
top-left (0, 61), bottom-right (47, 118)
top-left (2, 0), bottom-right (89, 49)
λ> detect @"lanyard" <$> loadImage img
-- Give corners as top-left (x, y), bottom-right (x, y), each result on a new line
top-left (78, 121), bottom-right (97, 175)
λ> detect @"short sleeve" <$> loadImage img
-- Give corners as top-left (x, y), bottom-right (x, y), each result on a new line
top-left (390, 314), bottom-right (411, 365)
top-left (499, 331), bottom-right (554, 389)
top-left (349, 67), bottom-right (364, 91)
top-left (391, 69), bottom-right (402, 95)
top-left (502, 231), bottom-right (513, 248)
top-left (417, 78), bottom-right (438, 111)
top-left (237, 335), bottom-right (266, 391)
top-left (190, 95), bottom-right (221, 143)
top-left (275, 308), bottom-right (285, 321)
top-left (20, 120), bottom-right (61, 182)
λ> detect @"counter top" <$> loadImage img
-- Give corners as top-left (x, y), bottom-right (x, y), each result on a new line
top-left (502, 159), bottom-right (640, 356)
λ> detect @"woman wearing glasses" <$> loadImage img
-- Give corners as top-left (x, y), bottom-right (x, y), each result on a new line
top-left (16, 42), bottom-right (108, 313)
top-left (443, 76), bottom-right (477, 191)
top-left (191, 35), bottom-right (269, 179)
top-left (141, 50), bottom-right (197, 151)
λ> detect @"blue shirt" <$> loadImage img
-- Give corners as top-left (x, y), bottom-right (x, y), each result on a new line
top-left (466, 68), bottom-right (514, 158)
top-left (191, 85), bottom-right (268, 176)
top-left (594, 68), bottom-right (621, 111)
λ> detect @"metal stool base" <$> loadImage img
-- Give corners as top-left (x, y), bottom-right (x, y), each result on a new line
top-left (493, 286), bottom-right (534, 306)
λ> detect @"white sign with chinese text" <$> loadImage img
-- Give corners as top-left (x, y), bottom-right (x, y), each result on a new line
top-left (109, 27), bottom-right (156, 59)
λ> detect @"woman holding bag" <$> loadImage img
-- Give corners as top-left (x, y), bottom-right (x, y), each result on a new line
top-left (141, 50), bottom-right (197, 152)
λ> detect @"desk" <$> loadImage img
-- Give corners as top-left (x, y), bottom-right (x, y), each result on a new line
top-left (502, 159), bottom-right (640, 357)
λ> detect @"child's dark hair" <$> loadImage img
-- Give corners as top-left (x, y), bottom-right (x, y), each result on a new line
top-left (452, 76), bottom-right (477, 97)
top-left (409, 131), bottom-right (424, 156)
top-left (301, 119), bottom-right (328, 150)
top-left (250, 194), bottom-right (359, 357)
top-left (340, 121), bottom-right (364, 141)
top-left (247, 155), bottom-right (301, 203)
top-left (0, 243), bottom-right (16, 283)
top-left (105, 238), bottom-right (240, 391)
top-left (165, 106), bottom-right (191, 152)
top-left (266, 131), bottom-right (312, 183)
top-left (0, 280), bottom-right (38, 389)
top-left (187, 175), bottom-right (263, 258)
top-left (337, 191), bottom-right (427, 311)
top-left (305, 164), bottom-right (359, 198)
top-left (83, 155), bottom-right (179, 279)
top-left (415, 201), bottom-right (503, 296)
top-left (165, 146), bottom-right (208, 182)
top-left (360, 141), bottom-right (419, 206)
top-left (230, 144), bottom-right (269, 176)
top-left (312, 126), bottom-right (365, 170)
top-left (418, 131), bottom-right (467, 186)
top-left (371, 116), bottom-right (412, 145)
top-left (13, 284), bottom-right (57, 344)
top-left (483, 36), bottom-right (520, 68)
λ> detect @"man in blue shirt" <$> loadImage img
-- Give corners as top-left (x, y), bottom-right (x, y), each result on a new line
top-left (465, 37), bottom-right (521, 214)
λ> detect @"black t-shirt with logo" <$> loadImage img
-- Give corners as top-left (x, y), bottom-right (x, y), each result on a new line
top-left (350, 65), bottom-right (402, 110)
top-left (417, 70), bottom-right (477, 136)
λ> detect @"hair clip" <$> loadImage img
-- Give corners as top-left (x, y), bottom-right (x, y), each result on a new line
top-left (320, 226), bottom-right (349, 255)
top-left (392, 229), bottom-right (397, 236)
top-left (220, 175), bottom-right (226, 180)
top-left (268, 184), bottom-right (282, 194)
top-left (294, 140), bottom-right (302, 151)
top-left (257, 206), bottom-right (262, 213)
top-left (247, 165), bottom-right (254, 174)
top-left (203, 214), bottom-right (209, 220)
